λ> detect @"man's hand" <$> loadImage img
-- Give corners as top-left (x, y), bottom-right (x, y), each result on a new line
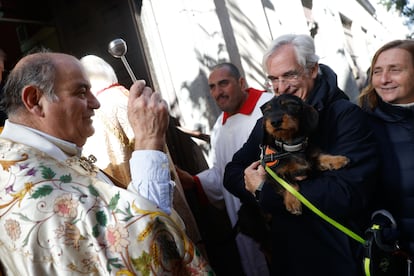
top-left (244, 161), bottom-right (266, 194)
top-left (128, 80), bottom-right (169, 151)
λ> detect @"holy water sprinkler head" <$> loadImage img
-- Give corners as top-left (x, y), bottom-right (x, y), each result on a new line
top-left (108, 38), bottom-right (127, 58)
top-left (107, 38), bottom-right (137, 82)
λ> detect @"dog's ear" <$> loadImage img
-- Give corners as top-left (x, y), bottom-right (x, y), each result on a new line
top-left (303, 104), bottom-right (319, 133)
top-left (260, 99), bottom-right (272, 115)
top-left (260, 100), bottom-right (273, 145)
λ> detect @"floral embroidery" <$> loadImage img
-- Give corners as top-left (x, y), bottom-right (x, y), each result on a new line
top-left (106, 223), bottom-right (129, 253)
top-left (63, 221), bottom-right (85, 250)
top-left (4, 218), bottom-right (21, 241)
top-left (54, 194), bottom-right (79, 218)
top-left (82, 252), bottom-right (100, 272)
top-left (0, 139), bottom-right (214, 275)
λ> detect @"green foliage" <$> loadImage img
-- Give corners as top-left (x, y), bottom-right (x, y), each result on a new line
top-left (106, 257), bottom-right (123, 272)
top-left (380, 0), bottom-right (406, 11)
top-left (96, 210), bottom-right (107, 226)
top-left (88, 184), bottom-right (100, 197)
top-left (59, 174), bottom-right (72, 183)
top-left (92, 224), bottom-right (100, 237)
top-left (108, 192), bottom-right (120, 211)
top-left (40, 166), bottom-right (56, 179)
top-left (30, 185), bottom-right (53, 199)
top-left (380, 0), bottom-right (414, 21)
top-left (132, 251), bottom-right (152, 276)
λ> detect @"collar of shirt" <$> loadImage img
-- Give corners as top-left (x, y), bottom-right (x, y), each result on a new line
top-left (222, 88), bottom-right (264, 125)
top-left (0, 120), bottom-right (120, 189)
top-left (0, 120), bottom-right (81, 161)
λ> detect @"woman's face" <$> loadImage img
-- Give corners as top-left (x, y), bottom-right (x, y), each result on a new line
top-left (372, 48), bottom-right (414, 104)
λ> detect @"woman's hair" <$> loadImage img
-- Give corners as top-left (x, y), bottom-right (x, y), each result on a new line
top-left (1, 52), bottom-right (57, 115)
top-left (80, 55), bottom-right (118, 93)
top-left (358, 39), bottom-right (414, 110)
top-left (262, 34), bottom-right (319, 74)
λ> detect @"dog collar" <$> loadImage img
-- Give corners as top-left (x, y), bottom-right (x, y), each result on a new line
top-left (260, 145), bottom-right (291, 169)
top-left (274, 137), bottom-right (308, 152)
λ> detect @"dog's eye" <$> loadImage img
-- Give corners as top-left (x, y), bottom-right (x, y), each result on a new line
top-left (261, 103), bottom-right (272, 114)
top-left (279, 99), bottom-right (302, 113)
top-left (290, 102), bottom-right (302, 112)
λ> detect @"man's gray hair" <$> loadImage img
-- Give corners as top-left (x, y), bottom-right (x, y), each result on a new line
top-left (262, 34), bottom-right (319, 74)
top-left (1, 53), bottom-right (58, 115)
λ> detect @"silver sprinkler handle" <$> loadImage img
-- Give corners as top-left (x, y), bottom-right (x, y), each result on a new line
top-left (108, 38), bottom-right (137, 82)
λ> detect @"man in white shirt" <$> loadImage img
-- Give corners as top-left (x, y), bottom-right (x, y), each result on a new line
top-left (177, 62), bottom-right (272, 276)
top-left (0, 52), bottom-right (212, 275)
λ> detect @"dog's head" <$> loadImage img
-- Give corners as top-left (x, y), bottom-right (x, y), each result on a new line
top-left (261, 94), bottom-right (318, 143)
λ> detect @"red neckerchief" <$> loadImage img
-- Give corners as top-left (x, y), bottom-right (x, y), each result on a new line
top-left (222, 88), bottom-right (264, 125)
top-left (95, 83), bottom-right (122, 97)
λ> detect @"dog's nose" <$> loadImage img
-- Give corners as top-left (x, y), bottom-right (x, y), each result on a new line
top-left (271, 118), bottom-right (282, 128)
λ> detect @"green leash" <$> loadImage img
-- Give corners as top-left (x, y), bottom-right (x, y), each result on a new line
top-left (264, 165), bottom-right (365, 244)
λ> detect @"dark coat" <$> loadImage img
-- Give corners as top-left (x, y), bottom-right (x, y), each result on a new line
top-left (224, 64), bottom-right (378, 276)
top-left (363, 98), bottom-right (414, 257)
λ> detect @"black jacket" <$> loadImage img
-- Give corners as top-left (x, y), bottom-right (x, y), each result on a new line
top-left (224, 64), bottom-right (378, 276)
top-left (364, 98), bottom-right (414, 257)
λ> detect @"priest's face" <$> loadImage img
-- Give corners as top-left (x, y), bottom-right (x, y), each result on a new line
top-left (39, 54), bottom-right (100, 147)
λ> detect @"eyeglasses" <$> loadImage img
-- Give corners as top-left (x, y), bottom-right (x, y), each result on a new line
top-left (265, 67), bottom-right (306, 91)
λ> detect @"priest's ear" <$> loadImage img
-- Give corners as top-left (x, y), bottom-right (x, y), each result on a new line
top-left (21, 85), bottom-right (45, 116)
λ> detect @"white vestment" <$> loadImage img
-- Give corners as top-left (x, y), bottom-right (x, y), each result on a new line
top-left (0, 121), bottom-right (212, 275)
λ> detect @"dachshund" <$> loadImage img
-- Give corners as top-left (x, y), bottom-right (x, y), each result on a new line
top-left (234, 94), bottom-right (350, 264)
top-left (260, 94), bottom-right (349, 215)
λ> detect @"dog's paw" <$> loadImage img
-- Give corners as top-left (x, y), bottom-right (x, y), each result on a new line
top-left (283, 189), bottom-right (302, 215)
top-left (318, 154), bottom-right (349, 170)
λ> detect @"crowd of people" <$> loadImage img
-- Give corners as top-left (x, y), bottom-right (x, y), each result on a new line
top-left (0, 33), bottom-right (413, 276)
